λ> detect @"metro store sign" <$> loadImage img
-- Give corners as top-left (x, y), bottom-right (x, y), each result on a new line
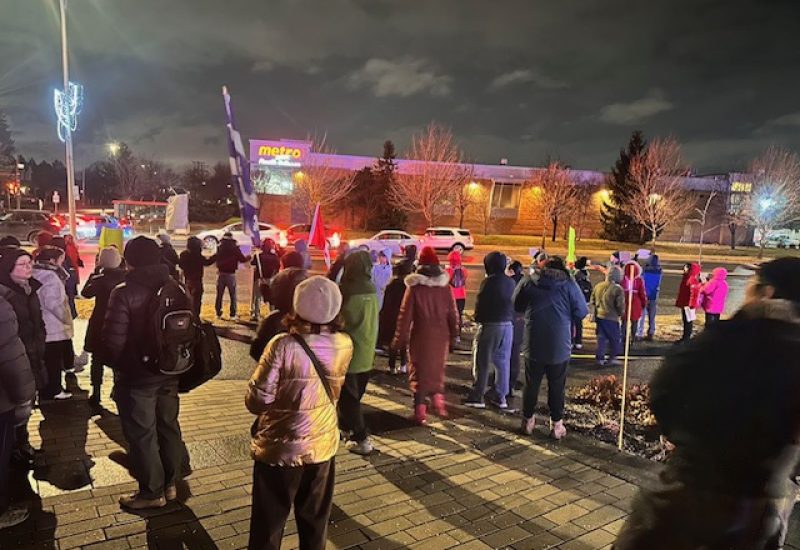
top-left (250, 139), bottom-right (310, 168)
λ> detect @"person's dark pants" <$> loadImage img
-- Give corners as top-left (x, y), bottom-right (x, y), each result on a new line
top-left (42, 340), bottom-right (72, 399)
top-left (248, 459), bottom-right (335, 550)
top-left (186, 278), bottom-right (203, 318)
top-left (681, 308), bottom-right (694, 342)
top-left (509, 316), bottom-right (524, 396)
top-left (338, 372), bottom-right (370, 443)
top-left (90, 355), bottom-right (104, 390)
top-left (114, 381), bottom-right (184, 499)
top-left (455, 298), bottom-right (466, 336)
top-left (215, 273), bottom-right (237, 317)
top-left (621, 320), bottom-right (639, 348)
top-left (67, 271), bottom-right (79, 319)
top-left (572, 318), bottom-right (583, 346)
top-left (469, 322), bottom-right (513, 405)
top-left (522, 358), bottom-right (568, 422)
top-left (388, 348), bottom-right (407, 370)
top-left (0, 409), bottom-right (16, 514)
top-left (705, 312), bottom-right (721, 326)
top-left (595, 318), bottom-right (621, 361)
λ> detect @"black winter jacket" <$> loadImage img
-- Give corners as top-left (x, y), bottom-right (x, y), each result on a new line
top-left (161, 243), bottom-right (180, 279)
top-left (251, 252), bottom-right (281, 282)
top-left (249, 267), bottom-right (308, 360)
top-left (214, 238), bottom-right (247, 274)
top-left (81, 266), bottom-right (126, 353)
top-left (102, 264), bottom-right (176, 387)
top-left (178, 249), bottom-right (214, 283)
top-left (378, 276), bottom-right (406, 347)
top-left (0, 294), bottom-right (34, 415)
top-left (0, 278), bottom-right (46, 390)
top-left (474, 251), bottom-right (514, 324)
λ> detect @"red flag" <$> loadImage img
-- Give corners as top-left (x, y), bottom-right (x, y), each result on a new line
top-left (309, 203), bottom-right (331, 268)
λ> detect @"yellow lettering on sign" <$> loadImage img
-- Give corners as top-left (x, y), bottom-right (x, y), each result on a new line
top-left (731, 181), bottom-right (752, 193)
top-left (257, 145), bottom-right (303, 158)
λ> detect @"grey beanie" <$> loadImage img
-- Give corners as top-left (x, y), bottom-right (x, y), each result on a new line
top-left (607, 266), bottom-right (623, 284)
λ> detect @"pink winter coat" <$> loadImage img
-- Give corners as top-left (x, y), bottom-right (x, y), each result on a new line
top-left (621, 262), bottom-right (648, 322)
top-left (700, 268), bottom-right (729, 314)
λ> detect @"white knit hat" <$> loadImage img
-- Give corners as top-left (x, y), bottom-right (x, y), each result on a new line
top-left (293, 276), bottom-right (342, 325)
top-left (98, 246), bottom-right (122, 269)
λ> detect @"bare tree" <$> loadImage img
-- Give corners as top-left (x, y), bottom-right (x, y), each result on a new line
top-left (389, 123), bottom-right (472, 227)
top-left (627, 138), bottom-right (694, 248)
top-left (467, 182), bottom-right (493, 235)
top-left (452, 172), bottom-right (479, 228)
top-left (529, 161), bottom-right (580, 248)
top-left (292, 137), bottom-right (356, 220)
top-left (744, 146), bottom-right (800, 258)
top-left (108, 142), bottom-right (143, 199)
top-left (688, 185), bottom-right (723, 265)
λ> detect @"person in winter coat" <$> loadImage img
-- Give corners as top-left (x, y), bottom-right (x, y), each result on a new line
top-left (590, 266), bottom-right (625, 366)
top-left (370, 248), bottom-right (392, 310)
top-left (294, 239), bottom-right (313, 271)
top-left (699, 267), bottom-right (729, 326)
top-left (638, 254), bottom-right (663, 341)
top-left (446, 250), bottom-right (468, 340)
top-left (0, 248), bottom-right (46, 469)
top-left (396, 244), bottom-right (418, 277)
top-left (507, 260), bottom-right (525, 396)
top-left (214, 232), bottom-right (250, 319)
top-left (338, 251), bottom-right (379, 456)
top-left (246, 276), bottom-right (353, 550)
top-left (392, 248), bottom-right (458, 425)
top-left (249, 251), bottom-right (309, 362)
top-left (572, 257), bottom-right (593, 350)
top-left (250, 238), bottom-right (282, 321)
top-left (48, 235), bottom-right (79, 319)
top-left (464, 251), bottom-right (515, 410)
top-left (615, 257), bottom-right (800, 549)
top-left (326, 243), bottom-right (351, 284)
top-left (514, 257), bottom-right (588, 439)
top-left (620, 261), bottom-right (648, 346)
top-left (32, 247), bottom-right (74, 402)
top-left (675, 262), bottom-right (702, 343)
top-left (81, 247), bottom-right (127, 407)
top-left (0, 235), bottom-right (21, 250)
top-left (157, 233), bottom-right (180, 280)
top-left (378, 262), bottom-right (413, 375)
top-left (0, 292), bottom-right (34, 530)
top-left (103, 236), bottom-right (187, 510)
top-left (178, 236), bottom-right (215, 317)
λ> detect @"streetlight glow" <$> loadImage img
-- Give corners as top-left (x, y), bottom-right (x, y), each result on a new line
top-left (108, 142), bottom-right (120, 156)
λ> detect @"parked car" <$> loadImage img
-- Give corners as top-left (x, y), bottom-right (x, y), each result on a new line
top-left (284, 223), bottom-right (343, 249)
top-left (349, 230), bottom-right (421, 256)
top-left (420, 227), bottom-right (474, 252)
top-left (765, 234), bottom-right (800, 249)
top-left (197, 221), bottom-right (282, 250)
top-left (0, 210), bottom-right (62, 244)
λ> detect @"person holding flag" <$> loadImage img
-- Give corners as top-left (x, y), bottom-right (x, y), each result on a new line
top-left (308, 203), bottom-right (331, 270)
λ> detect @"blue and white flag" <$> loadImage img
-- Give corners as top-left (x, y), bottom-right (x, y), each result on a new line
top-left (222, 86), bottom-right (260, 247)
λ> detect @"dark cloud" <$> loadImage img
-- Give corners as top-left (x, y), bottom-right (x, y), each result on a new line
top-left (1, 0), bottom-right (799, 173)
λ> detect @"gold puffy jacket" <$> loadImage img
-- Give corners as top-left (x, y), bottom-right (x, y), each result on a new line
top-left (246, 330), bottom-right (353, 466)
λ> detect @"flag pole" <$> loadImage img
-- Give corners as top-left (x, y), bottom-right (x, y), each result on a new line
top-left (618, 264), bottom-right (635, 451)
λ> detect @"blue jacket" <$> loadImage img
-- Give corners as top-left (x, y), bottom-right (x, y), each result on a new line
top-left (513, 267), bottom-right (588, 364)
top-left (474, 251), bottom-right (515, 324)
top-left (642, 255), bottom-right (663, 302)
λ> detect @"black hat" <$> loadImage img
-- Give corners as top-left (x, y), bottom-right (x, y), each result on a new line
top-left (0, 235), bottom-right (21, 249)
top-left (758, 257), bottom-right (800, 303)
top-left (0, 248), bottom-right (32, 277)
top-left (575, 256), bottom-right (588, 271)
top-left (123, 236), bottom-right (161, 268)
top-left (281, 251), bottom-right (304, 269)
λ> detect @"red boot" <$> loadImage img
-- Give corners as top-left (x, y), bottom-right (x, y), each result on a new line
top-left (431, 393), bottom-right (448, 418)
top-left (412, 404), bottom-right (428, 425)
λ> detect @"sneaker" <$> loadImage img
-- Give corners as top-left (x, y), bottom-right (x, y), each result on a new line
top-left (574, 343), bottom-right (583, 350)
top-left (53, 391), bottom-right (72, 400)
top-left (215, 314), bottom-right (223, 320)
top-left (63, 368), bottom-right (75, 375)
top-left (348, 438), bottom-right (374, 456)
top-left (492, 400), bottom-right (515, 413)
top-left (606, 359), bottom-right (622, 367)
top-left (119, 493), bottom-right (167, 510)
top-left (550, 420), bottom-right (567, 440)
top-left (74, 351), bottom-right (89, 368)
top-left (388, 366), bottom-right (398, 375)
top-left (0, 507), bottom-right (29, 529)
top-left (399, 364), bottom-right (408, 374)
top-left (521, 416), bottom-right (536, 435)
top-left (595, 359), bottom-right (607, 367)
top-left (165, 484), bottom-right (177, 502)
top-left (462, 398), bottom-right (486, 409)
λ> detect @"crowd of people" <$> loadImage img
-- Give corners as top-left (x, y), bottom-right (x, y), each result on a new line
top-left (3, 228), bottom-right (799, 550)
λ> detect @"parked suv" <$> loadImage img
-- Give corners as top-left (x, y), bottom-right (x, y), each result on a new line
top-left (421, 227), bottom-right (474, 252)
top-left (0, 210), bottom-right (62, 244)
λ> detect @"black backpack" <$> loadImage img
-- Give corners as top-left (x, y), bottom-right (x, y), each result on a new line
top-left (178, 322), bottom-right (222, 393)
top-left (577, 277), bottom-right (593, 304)
top-left (143, 279), bottom-right (197, 376)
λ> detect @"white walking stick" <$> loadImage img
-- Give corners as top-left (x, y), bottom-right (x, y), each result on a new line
top-left (618, 265), bottom-right (635, 451)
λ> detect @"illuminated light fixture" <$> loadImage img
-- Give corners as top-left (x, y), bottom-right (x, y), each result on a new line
top-left (293, 170), bottom-right (305, 180)
top-left (467, 181), bottom-right (480, 191)
top-left (760, 198), bottom-right (774, 212)
top-left (53, 81), bottom-right (84, 143)
top-left (648, 193), bottom-right (662, 205)
top-left (108, 142), bottom-right (120, 155)
top-left (330, 232), bottom-right (341, 249)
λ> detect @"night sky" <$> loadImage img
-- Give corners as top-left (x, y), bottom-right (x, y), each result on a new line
top-left (2, 0), bottom-right (799, 173)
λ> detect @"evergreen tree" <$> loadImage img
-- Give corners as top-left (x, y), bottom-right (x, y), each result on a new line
top-left (600, 130), bottom-right (647, 243)
top-left (0, 111), bottom-right (15, 167)
top-left (371, 140), bottom-right (407, 230)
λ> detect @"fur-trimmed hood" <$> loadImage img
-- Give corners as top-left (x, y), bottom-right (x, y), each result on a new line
top-left (405, 272), bottom-right (450, 288)
top-left (739, 299), bottom-right (800, 325)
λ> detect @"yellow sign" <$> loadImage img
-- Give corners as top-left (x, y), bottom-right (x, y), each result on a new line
top-left (257, 145), bottom-right (303, 158)
top-left (731, 181), bottom-right (752, 193)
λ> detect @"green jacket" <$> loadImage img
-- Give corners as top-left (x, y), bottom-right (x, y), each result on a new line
top-left (590, 280), bottom-right (625, 321)
top-left (342, 293), bottom-right (379, 373)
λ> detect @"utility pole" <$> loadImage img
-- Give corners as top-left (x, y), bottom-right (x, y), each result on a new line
top-left (58, 0), bottom-right (78, 238)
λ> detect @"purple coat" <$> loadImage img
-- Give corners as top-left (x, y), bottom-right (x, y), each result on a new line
top-left (700, 268), bottom-right (729, 314)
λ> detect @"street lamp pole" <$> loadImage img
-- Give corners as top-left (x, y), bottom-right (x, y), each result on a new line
top-left (59, 0), bottom-right (77, 238)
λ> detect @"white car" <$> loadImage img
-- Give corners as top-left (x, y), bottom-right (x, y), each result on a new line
top-left (349, 230), bottom-right (421, 256)
top-left (197, 222), bottom-right (282, 250)
top-left (420, 227), bottom-right (474, 252)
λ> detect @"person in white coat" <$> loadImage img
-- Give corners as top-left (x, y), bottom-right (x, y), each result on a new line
top-left (32, 246), bottom-right (74, 401)
top-left (371, 248), bottom-right (392, 310)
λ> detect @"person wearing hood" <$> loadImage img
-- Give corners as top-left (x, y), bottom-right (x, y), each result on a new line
top-left (214, 231), bottom-right (250, 320)
top-left (249, 251), bottom-right (309, 362)
top-left (178, 236), bottom-right (215, 317)
top-left (103, 237), bottom-right (187, 510)
top-left (157, 233), bottom-right (180, 280)
top-left (393, 247), bottom-right (458, 425)
top-left (675, 262), bottom-right (702, 343)
top-left (370, 248), bottom-right (392, 310)
top-left (338, 251), bottom-right (379, 455)
top-left (32, 247), bottom-right (74, 402)
top-left (396, 244), bottom-right (418, 277)
top-left (294, 239), bottom-right (313, 271)
top-left (572, 257), bottom-right (593, 350)
top-left (514, 257), bottom-right (588, 439)
top-left (326, 242), bottom-right (351, 284)
top-left (507, 260), bottom-right (525, 396)
top-left (638, 254), bottom-right (663, 341)
top-left (615, 257), bottom-right (800, 549)
top-left (0, 235), bottom-right (20, 250)
top-left (81, 247), bottom-right (127, 407)
top-left (590, 266), bottom-right (625, 366)
top-left (699, 267), bottom-right (729, 326)
top-left (446, 250), bottom-right (468, 340)
top-left (378, 262), bottom-right (412, 375)
top-left (621, 261), bottom-right (648, 346)
top-left (464, 251), bottom-right (515, 410)
top-left (250, 238), bottom-right (282, 321)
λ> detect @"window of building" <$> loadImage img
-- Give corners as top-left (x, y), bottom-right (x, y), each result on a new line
top-left (491, 183), bottom-right (521, 209)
